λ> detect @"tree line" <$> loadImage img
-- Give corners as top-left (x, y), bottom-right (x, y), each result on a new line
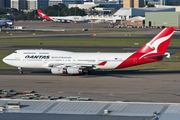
top-left (0, 3), bottom-right (86, 20)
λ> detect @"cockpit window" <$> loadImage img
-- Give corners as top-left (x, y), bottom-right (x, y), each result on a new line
top-left (13, 51), bottom-right (17, 53)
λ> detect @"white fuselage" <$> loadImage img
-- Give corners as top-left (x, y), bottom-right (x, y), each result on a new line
top-left (49, 16), bottom-right (86, 22)
top-left (3, 49), bottom-right (133, 70)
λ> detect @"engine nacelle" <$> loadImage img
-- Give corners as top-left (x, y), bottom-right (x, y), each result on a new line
top-left (51, 67), bottom-right (66, 74)
top-left (67, 67), bottom-right (82, 74)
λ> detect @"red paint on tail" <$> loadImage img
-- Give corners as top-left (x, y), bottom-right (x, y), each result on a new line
top-left (37, 9), bottom-right (52, 21)
top-left (115, 27), bottom-right (175, 69)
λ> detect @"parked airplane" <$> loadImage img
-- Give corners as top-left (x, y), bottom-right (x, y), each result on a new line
top-left (37, 9), bottom-right (87, 23)
top-left (3, 27), bottom-right (175, 75)
top-left (0, 19), bottom-right (14, 28)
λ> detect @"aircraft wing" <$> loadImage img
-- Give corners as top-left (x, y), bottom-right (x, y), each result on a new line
top-left (48, 63), bottom-right (96, 68)
top-left (48, 61), bottom-right (107, 68)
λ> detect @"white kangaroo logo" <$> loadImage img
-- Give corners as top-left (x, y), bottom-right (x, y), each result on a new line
top-left (40, 13), bottom-right (46, 17)
top-left (139, 31), bottom-right (174, 60)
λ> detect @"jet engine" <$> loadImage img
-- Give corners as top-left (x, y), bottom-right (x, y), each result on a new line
top-left (51, 67), bottom-right (83, 74)
top-left (67, 67), bottom-right (82, 74)
top-left (51, 67), bottom-right (66, 74)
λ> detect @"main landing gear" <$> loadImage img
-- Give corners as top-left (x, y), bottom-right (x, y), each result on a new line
top-left (83, 70), bottom-right (91, 75)
top-left (18, 67), bottom-right (23, 74)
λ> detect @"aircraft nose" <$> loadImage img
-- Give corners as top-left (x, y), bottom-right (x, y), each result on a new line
top-left (2, 56), bottom-right (9, 64)
top-left (3, 57), bottom-right (7, 63)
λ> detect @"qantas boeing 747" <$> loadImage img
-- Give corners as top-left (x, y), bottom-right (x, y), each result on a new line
top-left (3, 27), bottom-right (175, 75)
top-left (37, 9), bottom-right (87, 23)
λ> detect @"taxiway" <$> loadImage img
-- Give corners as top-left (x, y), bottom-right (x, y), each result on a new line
top-left (0, 69), bottom-right (180, 103)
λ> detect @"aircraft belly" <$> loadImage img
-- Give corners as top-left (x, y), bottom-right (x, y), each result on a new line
top-left (21, 61), bottom-right (44, 68)
top-left (8, 61), bottom-right (21, 67)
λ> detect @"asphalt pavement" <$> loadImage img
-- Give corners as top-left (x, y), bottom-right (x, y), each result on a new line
top-left (1, 69), bottom-right (180, 102)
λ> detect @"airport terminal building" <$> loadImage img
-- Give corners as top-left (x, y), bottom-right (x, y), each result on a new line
top-left (84, 7), bottom-right (175, 23)
top-left (145, 12), bottom-right (180, 28)
top-left (10, 0), bottom-right (84, 10)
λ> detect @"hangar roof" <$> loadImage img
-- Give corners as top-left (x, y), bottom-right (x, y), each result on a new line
top-left (1, 99), bottom-right (180, 120)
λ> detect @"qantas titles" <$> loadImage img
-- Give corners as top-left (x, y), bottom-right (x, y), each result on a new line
top-left (25, 55), bottom-right (50, 59)
top-left (25, 55), bottom-right (72, 59)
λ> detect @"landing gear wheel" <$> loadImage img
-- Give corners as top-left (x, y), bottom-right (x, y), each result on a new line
top-left (85, 71), bottom-right (91, 75)
top-left (18, 67), bottom-right (23, 74)
top-left (87, 71), bottom-right (91, 75)
top-left (20, 71), bottom-right (23, 74)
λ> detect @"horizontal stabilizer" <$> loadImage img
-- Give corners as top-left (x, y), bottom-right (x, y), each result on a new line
top-left (170, 53), bottom-right (176, 56)
top-left (144, 52), bottom-right (176, 60)
top-left (144, 54), bottom-right (167, 59)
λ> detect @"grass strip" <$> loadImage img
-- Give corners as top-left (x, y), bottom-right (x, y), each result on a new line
top-left (0, 38), bottom-right (180, 46)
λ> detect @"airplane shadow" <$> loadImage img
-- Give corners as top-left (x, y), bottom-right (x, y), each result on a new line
top-left (30, 69), bottom-right (180, 78)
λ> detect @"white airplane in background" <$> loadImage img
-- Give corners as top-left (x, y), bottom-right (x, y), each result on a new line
top-left (3, 27), bottom-right (175, 75)
top-left (0, 19), bottom-right (14, 28)
top-left (37, 9), bottom-right (87, 23)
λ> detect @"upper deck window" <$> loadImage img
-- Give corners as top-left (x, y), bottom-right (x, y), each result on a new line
top-left (13, 51), bottom-right (17, 53)
top-left (23, 52), bottom-right (36, 54)
top-left (39, 53), bottom-right (49, 54)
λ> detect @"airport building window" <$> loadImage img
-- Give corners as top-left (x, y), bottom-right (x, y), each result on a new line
top-left (19, 1), bottom-right (27, 10)
top-left (34, 1), bottom-right (36, 9)
top-left (12, 1), bottom-right (14, 8)
top-left (27, 1), bottom-right (30, 10)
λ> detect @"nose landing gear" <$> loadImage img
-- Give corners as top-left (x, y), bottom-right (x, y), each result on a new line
top-left (18, 67), bottom-right (23, 74)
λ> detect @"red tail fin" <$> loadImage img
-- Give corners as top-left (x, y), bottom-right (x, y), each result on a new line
top-left (136, 27), bottom-right (175, 59)
top-left (37, 9), bottom-right (52, 21)
top-left (115, 27), bottom-right (175, 69)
